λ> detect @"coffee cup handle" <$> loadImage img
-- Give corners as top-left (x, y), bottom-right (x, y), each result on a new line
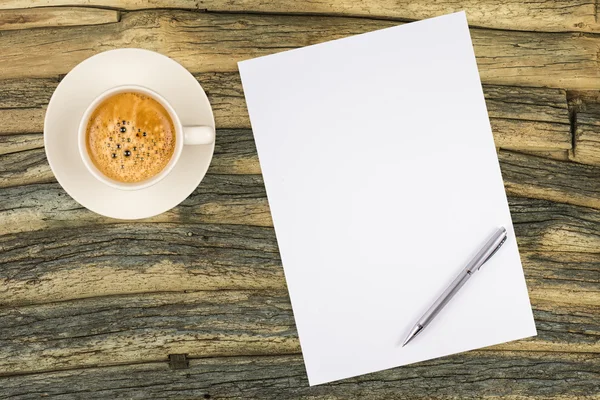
top-left (183, 126), bottom-right (215, 145)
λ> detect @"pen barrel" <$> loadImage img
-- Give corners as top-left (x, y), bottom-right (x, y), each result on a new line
top-left (417, 227), bottom-right (507, 329)
top-left (418, 271), bottom-right (471, 328)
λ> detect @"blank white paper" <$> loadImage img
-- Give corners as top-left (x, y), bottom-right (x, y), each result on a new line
top-left (238, 11), bottom-right (537, 386)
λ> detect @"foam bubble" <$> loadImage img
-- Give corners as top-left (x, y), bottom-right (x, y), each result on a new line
top-left (85, 92), bottom-right (176, 183)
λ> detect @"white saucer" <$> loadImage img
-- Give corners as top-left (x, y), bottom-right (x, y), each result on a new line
top-left (44, 49), bottom-right (215, 220)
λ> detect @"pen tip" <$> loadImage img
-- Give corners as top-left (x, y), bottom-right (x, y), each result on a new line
top-left (401, 324), bottom-right (423, 348)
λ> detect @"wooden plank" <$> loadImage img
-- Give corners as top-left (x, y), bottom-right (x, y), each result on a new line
top-left (576, 103), bottom-right (600, 127)
top-left (195, 72), bottom-right (248, 129)
top-left (0, 147), bottom-right (54, 187)
top-left (1, 182), bottom-right (599, 305)
top-left (0, 108), bottom-right (44, 135)
top-left (572, 124), bottom-right (600, 166)
top-left (484, 85), bottom-right (568, 124)
top-left (0, 118), bottom-right (570, 152)
top-left (0, 0), bottom-right (598, 33)
top-left (0, 79), bottom-right (571, 149)
top-left (209, 127), bottom-right (261, 174)
top-left (0, 7), bottom-right (119, 31)
top-left (0, 287), bottom-right (598, 375)
top-left (0, 134), bottom-right (263, 189)
top-left (0, 73), bottom-right (250, 134)
top-left (567, 92), bottom-right (600, 166)
top-left (0, 173), bottom-right (272, 235)
top-left (0, 290), bottom-right (297, 375)
top-left (1, 131), bottom-right (594, 210)
top-left (0, 134), bottom-right (43, 155)
top-left (0, 11), bottom-right (598, 89)
top-left (1, 352), bottom-right (599, 399)
top-left (509, 197), bottom-right (600, 254)
top-left (515, 149), bottom-right (570, 161)
top-left (486, 85), bottom-right (570, 151)
top-left (0, 217), bottom-right (281, 306)
top-left (0, 78), bottom-right (569, 128)
top-left (491, 119), bottom-right (570, 151)
top-left (500, 150), bottom-right (600, 210)
top-left (0, 77), bottom-right (58, 108)
top-left (2, 152), bottom-right (600, 250)
top-left (0, 129), bottom-right (565, 181)
top-left (522, 251), bottom-right (600, 307)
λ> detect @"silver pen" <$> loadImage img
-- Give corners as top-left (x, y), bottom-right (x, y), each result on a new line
top-left (402, 226), bottom-right (508, 347)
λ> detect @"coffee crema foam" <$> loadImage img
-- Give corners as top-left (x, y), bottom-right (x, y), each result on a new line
top-left (85, 92), bottom-right (176, 183)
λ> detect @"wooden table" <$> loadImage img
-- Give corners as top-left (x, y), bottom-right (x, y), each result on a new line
top-left (1, 1), bottom-right (599, 399)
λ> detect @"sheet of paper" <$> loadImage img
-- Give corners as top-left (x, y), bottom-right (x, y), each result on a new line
top-left (238, 11), bottom-right (536, 386)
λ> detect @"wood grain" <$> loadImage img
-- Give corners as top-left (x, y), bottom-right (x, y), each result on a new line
top-left (0, 285), bottom-right (598, 376)
top-left (567, 91), bottom-right (600, 166)
top-left (492, 119), bottom-right (570, 151)
top-left (0, 11), bottom-right (599, 89)
top-left (0, 1), bottom-right (597, 397)
top-left (0, 108), bottom-right (45, 135)
top-left (1, 180), bottom-right (599, 306)
top-left (573, 124), bottom-right (600, 165)
top-left (0, 114), bottom-right (569, 150)
top-left (0, 147), bottom-right (55, 187)
top-left (0, 78), bottom-right (569, 124)
top-left (0, 131), bottom-right (264, 188)
top-left (0, 352), bottom-right (599, 399)
top-left (0, 173), bottom-right (272, 234)
top-left (500, 150), bottom-right (600, 210)
top-left (0, 7), bottom-right (119, 31)
top-left (485, 85), bottom-right (570, 150)
top-left (515, 149), bottom-right (570, 161)
top-left (0, 77), bottom-right (59, 108)
top-left (484, 85), bottom-right (568, 124)
top-left (522, 251), bottom-right (600, 307)
top-left (0, 290), bottom-right (298, 375)
top-left (0, 208), bottom-right (279, 305)
top-left (1, 131), bottom-right (594, 211)
top-left (0, 76), bottom-right (571, 149)
top-left (509, 197), bottom-right (600, 253)
top-left (0, 134), bottom-right (43, 155)
top-left (0, 72), bottom-right (252, 134)
top-left (0, 0), bottom-right (598, 33)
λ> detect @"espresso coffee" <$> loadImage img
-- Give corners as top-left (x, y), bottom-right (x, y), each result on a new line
top-left (85, 92), bottom-right (176, 183)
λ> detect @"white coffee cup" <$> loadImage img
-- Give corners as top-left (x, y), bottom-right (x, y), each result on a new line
top-left (78, 84), bottom-right (215, 191)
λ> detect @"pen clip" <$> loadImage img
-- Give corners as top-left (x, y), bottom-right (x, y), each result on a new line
top-left (479, 235), bottom-right (507, 270)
